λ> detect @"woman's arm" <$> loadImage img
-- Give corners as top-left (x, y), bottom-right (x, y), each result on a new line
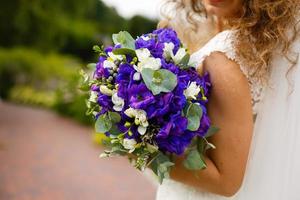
top-left (169, 52), bottom-right (254, 197)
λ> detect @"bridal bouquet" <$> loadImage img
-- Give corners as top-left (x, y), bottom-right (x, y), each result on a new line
top-left (81, 28), bottom-right (218, 183)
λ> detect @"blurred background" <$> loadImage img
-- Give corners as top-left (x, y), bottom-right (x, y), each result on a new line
top-left (0, 0), bottom-right (161, 199)
top-left (0, 0), bottom-right (159, 123)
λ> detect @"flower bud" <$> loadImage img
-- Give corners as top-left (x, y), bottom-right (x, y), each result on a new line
top-left (125, 122), bottom-right (131, 127)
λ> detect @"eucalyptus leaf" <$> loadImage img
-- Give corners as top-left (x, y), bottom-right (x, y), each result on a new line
top-left (95, 114), bottom-right (112, 133)
top-left (108, 112), bottom-right (121, 123)
top-left (149, 152), bottom-right (174, 184)
top-left (185, 103), bottom-right (203, 131)
top-left (112, 48), bottom-right (136, 57)
top-left (178, 53), bottom-right (191, 69)
top-left (141, 68), bottom-right (178, 95)
top-left (183, 149), bottom-right (207, 170)
top-left (108, 124), bottom-right (122, 136)
top-left (205, 126), bottom-right (220, 138)
top-left (112, 31), bottom-right (135, 49)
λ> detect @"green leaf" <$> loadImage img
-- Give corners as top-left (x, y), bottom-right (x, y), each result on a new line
top-left (149, 152), bottom-right (174, 184)
top-left (183, 149), bottom-right (207, 170)
top-left (205, 126), bottom-right (220, 138)
top-left (93, 45), bottom-right (102, 53)
top-left (95, 114), bottom-right (112, 133)
top-left (141, 68), bottom-right (178, 95)
top-left (178, 53), bottom-right (191, 69)
top-left (146, 143), bottom-right (159, 154)
top-left (108, 112), bottom-right (121, 123)
top-left (112, 31), bottom-right (135, 49)
top-left (112, 48), bottom-right (136, 57)
top-left (108, 124), bottom-right (122, 136)
top-left (185, 103), bottom-right (203, 131)
top-left (78, 70), bottom-right (90, 91)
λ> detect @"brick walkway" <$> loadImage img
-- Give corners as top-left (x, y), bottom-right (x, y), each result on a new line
top-left (0, 102), bottom-right (156, 200)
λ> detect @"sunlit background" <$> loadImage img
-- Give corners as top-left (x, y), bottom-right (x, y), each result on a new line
top-left (0, 0), bottom-right (163, 199)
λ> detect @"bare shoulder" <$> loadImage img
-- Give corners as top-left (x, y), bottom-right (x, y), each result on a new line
top-left (202, 51), bottom-right (252, 114)
top-left (203, 52), bottom-right (248, 88)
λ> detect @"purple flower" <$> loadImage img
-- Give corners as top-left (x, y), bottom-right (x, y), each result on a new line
top-left (195, 108), bottom-right (211, 137)
top-left (104, 46), bottom-right (113, 54)
top-left (97, 93), bottom-right (113, 114)
top-left (91, 84), bottom-right (99, 91)
top-left (135, 35), bottom-right (164, 58)
top-left (155, 113), bottom-right (191, 155)
top-left (128, 83), bottom-right (155, 109)
top-left (94, 57), bottom-right (110, 79)
top-left (146, 93), bottom-right (173, 119)
top-left (153, 28), bottom-right (181, 54)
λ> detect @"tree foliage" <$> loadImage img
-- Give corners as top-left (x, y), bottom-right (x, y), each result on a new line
top-left (0, 0), bottom-right (157, 61)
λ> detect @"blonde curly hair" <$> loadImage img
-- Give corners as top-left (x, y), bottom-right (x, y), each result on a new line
top-left (160, 0), bottom-right (300, 83)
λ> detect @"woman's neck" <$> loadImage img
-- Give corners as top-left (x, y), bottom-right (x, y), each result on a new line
top-left (216, 17), bottom-right (224, 32)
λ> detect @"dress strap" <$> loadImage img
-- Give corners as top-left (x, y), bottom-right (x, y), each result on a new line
top-left (189, 30), bottom-right (241, 70)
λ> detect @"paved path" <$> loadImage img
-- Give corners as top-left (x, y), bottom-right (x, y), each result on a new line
top-left (0, 102), bottom-right (156, 200)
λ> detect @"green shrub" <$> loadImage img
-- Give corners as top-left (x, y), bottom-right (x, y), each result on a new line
top-left (8, 86), bottom-right (56, 108)
top-left (0, 47), bottom-right (92, 125)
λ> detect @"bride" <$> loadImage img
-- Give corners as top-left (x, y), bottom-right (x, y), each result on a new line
top-left (156, 0), bottom-right (300, 199)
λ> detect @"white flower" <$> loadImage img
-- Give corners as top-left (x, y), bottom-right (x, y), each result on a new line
top-left (163, 42), bottom-right (175, 59)
top-left (124, 107), bottom-right (136, 118)
top-left (135, 48), bottom-right (161, 71)
top-left (137, 125), bottom-right (147, 135)
top-left (184, 81), bottom-right (201, 100)
top-left (136, 48), bottom-right (151, 61)
top-left (173, 48), bottom-right (186, 64)
top-left (100, 85), bottom-right (114, 96)
top-left (108, 52), bottom-right (123, 61)
top-left (135, 109), bottom-right (149, 127)
top-left (141, 35), bottom-right (151, 41)
top-left (163, 43), bottom-right (187, 64)
top-left (103, 60), bottom-right (116, 69)
top-left (138, 58), bottom-right (161, 71)
top-left (124, 107), bottom-right (149, 130)
top-left (133, 72), bottom-right (141, 81)
top-left (123, 138), bottom-right (137, 152)
top-left (111, 92), bottom-right (124, 111)
top-left (89, 91), bottom-right (98, 103)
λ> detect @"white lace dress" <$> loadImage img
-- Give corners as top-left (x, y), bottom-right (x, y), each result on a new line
top-left (156, 29), bottom-right (300, 199)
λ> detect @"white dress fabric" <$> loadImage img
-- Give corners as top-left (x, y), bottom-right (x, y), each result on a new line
top-left (156, 30), bottom-right (300, 200)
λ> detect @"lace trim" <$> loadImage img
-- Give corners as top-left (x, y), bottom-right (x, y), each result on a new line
top-left (190, 30), bottom-right (264, 115)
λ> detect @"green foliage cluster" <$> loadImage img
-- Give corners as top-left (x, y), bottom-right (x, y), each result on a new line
top-left (0, 0), bottom-right (157, 61)
top-left (0, 48), bottom-right (92, 124)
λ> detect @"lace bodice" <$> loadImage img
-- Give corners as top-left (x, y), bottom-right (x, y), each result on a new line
top-left (156, 30), bottom-right (265, 200)
top-left (189, 30), bottom-right (264, 115)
